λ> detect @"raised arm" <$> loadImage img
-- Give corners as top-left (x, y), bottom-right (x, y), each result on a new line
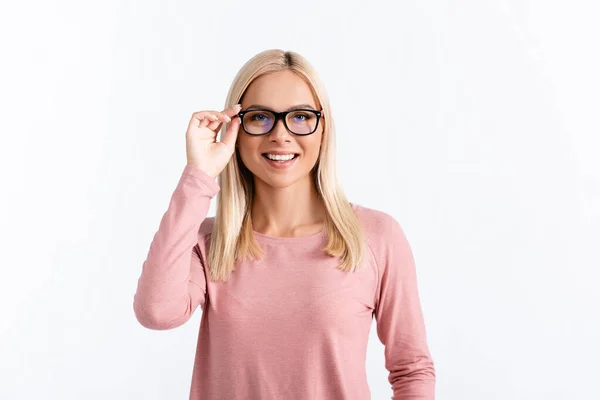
top-left (133, 164), bottom-right (220, 330)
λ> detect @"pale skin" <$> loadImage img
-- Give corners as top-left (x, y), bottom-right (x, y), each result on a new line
top-left (186, 70), bottom-right (327, 238)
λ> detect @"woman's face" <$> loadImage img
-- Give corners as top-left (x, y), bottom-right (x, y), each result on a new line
top-left (237, 70), bottom-right (323, 189)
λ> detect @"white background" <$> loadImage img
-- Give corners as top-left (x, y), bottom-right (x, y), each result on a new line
top-left (1, 0), bottom-right (599, 399)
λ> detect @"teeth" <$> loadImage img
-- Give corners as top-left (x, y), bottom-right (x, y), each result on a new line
top-left (265, 153), bottom-right (296, 161)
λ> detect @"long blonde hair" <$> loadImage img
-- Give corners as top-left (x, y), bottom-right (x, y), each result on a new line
top-left (207, 49), bottom-right (365, 281)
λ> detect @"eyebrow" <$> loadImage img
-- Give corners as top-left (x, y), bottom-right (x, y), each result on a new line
top-left (245, 103), bottom-right (317, 112)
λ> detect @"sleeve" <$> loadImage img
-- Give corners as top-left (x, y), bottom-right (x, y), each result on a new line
top-left (133, 164), bottom-right (220, 330)
top-left (373, 215), bottom-right (436, 399)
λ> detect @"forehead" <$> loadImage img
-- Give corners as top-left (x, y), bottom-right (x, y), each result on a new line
top-left (242, 70), bottom-right (318, 110)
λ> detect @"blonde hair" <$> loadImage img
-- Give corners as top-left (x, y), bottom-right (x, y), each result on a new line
top-left (207, 49), bottom-right (365, 281)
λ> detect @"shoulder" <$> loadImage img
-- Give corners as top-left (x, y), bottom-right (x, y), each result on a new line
top-left (351, 202), bottom-right (404, 240)
top-left (351, 202), bottom-right (413, 268)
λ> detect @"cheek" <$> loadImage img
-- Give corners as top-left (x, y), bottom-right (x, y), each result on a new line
top-left (236, 147), bottom-right (254, 171)
top-left (237, 140), bottom-right (260, 163)
top-left (303, 135), bottom-right (322, 159)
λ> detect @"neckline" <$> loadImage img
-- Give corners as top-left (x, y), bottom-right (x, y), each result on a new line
top-left (251, 227), bottom-right (325, 243)
top-left (249, 202), bottom-right (356, 243)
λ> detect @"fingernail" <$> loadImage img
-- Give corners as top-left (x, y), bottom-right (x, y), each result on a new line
top-left (234, 103), bottom-right (242, 109)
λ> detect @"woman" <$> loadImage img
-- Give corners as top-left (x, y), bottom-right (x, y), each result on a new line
top-left (133, 49), bottom-right (436, 399)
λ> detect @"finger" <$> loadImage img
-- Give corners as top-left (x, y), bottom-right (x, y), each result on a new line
top-left (207, 113), bottom-right (229, 131)
top-left (206, 118), bottom-right (223, 132)
top-left (206, 106), bottom-right (239, 131)
top-left (188, 113), bottom-right (211, 133)
top-left (189, 109), bottom-right (237, 136)
top-left (213, 112), bottom-right (231, 123)
top-left (221, 116), bottom-right (241, 148)
top-left (200, 111), bottom-right (228, 132)
top-left (192, 110), bottom-right (220, 126)
top-left (189, 111), bottom-right (222, 135)
top-left (222, 103), bottom-right (242, 118)
top-left (198, 118), bottom-right (210, 128)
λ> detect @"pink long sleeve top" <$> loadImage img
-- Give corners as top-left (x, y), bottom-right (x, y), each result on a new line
top-left (133, 164), bottom-right (436, 399)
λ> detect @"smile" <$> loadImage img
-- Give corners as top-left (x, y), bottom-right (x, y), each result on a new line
top-left (261, 153), bottom-right (300, 169)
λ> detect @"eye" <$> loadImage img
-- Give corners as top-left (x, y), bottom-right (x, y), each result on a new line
top-left (291, 112), bottom-right (313, 122)
top-left (250, 112), bottom-right (269, 121)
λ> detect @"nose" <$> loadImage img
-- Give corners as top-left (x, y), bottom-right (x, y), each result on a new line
top-left (269, 117), bottom-right (292, 142)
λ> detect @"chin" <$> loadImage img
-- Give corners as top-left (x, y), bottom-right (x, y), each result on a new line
top-left (241, 154), bottom-right (318, 187)
top-left (259, 173), bottom-right (301, 188)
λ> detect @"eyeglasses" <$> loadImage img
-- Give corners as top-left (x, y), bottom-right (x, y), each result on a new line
top-left (236, 108), bottom-right (323, 136)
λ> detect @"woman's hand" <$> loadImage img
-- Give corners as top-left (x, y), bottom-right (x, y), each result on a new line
top-left (185, 104), bottom-right (242, 179)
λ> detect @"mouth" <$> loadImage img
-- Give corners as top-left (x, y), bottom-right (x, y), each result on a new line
top-left (261, 153), bottom-right (300, 161)
top-left (261, 153), bottom-right (300, 169)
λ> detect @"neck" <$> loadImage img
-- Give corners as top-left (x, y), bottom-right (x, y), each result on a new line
top-left (251, 174), bottom-right (326, 237)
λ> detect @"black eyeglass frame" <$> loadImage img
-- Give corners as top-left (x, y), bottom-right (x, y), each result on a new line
top-left (236, 108), bottom-right (324, 136)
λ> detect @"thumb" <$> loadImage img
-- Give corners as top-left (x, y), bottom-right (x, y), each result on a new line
top-left (221, 116), bottom-right (240, 149)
